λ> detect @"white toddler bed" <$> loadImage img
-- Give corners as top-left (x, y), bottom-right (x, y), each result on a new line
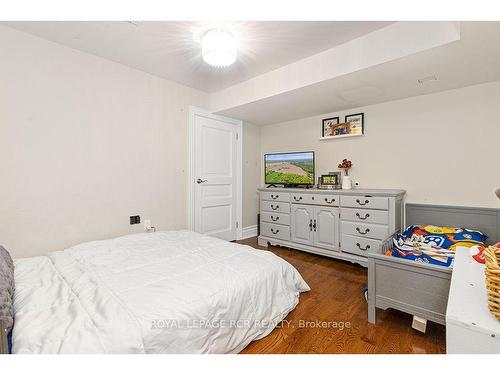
top-left (11, 230), bottom-right (309, 353)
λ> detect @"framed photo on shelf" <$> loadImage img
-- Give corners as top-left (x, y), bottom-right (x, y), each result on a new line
top-left (321, 117), bottom-right (339, 137)
top-left (344, 113), bottom-right (364, 136)
top-left (317, 172), bottom-right (341, 189)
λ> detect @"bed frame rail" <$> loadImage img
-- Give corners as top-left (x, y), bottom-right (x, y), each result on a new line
top-left (367, 251), bottom-right (452, 325)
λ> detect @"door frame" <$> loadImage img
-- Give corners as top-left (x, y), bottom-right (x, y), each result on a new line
top-left (187, 106), bottom-right (243, 240)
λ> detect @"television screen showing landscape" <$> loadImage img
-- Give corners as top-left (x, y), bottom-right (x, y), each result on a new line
top-left (265, 152), bottom-right (314, 185)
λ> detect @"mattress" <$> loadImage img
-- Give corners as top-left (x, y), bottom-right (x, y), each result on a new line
top-left (12, 230), bottom-right (310, 353)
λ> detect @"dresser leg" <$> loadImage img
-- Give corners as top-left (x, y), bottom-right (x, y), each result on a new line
top-left (257, 237), bottom-right (269, 247)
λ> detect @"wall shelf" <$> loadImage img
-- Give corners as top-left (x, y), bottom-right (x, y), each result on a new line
top-left (319, 134), bottom-right (363, 141)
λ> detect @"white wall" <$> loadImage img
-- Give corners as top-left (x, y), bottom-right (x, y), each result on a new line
top-left (2, 25), bottom-right (499, 256)
top-left (0, 26), bottom-right (208, 258)
top-left (260, 80), bottom-right (500, 209)
top-left (242, 122), bottom-right (261, 228)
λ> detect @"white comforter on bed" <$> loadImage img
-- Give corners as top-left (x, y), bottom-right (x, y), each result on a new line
top-left (12, 231), bottom-right (309, 353)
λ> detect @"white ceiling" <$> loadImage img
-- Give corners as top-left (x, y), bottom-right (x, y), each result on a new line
top-left (3, 21), bottom-right (393, 92)
top-left (5, 21), bottom-right (500, 126)
top-left (218, 22), bottom-right (500, 124)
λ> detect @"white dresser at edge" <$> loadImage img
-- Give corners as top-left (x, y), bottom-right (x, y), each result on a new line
top-left (258, 188), bottom-right (406, 266)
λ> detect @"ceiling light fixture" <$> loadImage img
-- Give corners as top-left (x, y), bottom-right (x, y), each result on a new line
top-left (201, 28), bottom-right (237, 68)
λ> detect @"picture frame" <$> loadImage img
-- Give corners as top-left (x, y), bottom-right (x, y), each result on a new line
top-left (317, 172), bottom-right (341, 189)
top-left (344, 113), bottom-right (364, 136)
top-left (321, 117), bottom-right (339, 137)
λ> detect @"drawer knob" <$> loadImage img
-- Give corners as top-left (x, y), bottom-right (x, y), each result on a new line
top-left (271, 204), bottom-right (279, 210)
top-left (293, 196), bottom-right (303, 202)
top-left (271, 194), bottom-right (279, 200)
top-left (356, 199), bottom-right (370, 206)
top-left (356, 213), bottom-right (370, 220)
top-left (270, 215), bottom-right (279, 222)
top-left (356, 227), bottom-right (370, 235)
top-left (356, 243), bottom-right (371, 251)
top-left (324, 197), bottom-right (336, 204)
top-left (270, 228), bottom-right (280, 234)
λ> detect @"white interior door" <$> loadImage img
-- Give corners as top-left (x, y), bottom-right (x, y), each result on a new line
top-left (190, 108), bottom-right (242, 241)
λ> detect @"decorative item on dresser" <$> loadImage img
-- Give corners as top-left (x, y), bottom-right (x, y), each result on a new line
top-left (317, 173), bottom-right (341, 189)
top-left (257, 188), bottom-right (405, 267)
top-left (338, 159), bottom-right (353, 190)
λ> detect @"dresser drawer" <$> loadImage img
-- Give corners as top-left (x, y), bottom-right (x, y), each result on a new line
top-left (260, 201), bottom-right (290, 213)
top-left (316, 194), bottom-right (340, 206)
top-left (261, 222), bottom-right (290, 241)
top-left (261, 212), bottom-right (290, 226)
top-left (341, 234), bottom-right (381, 257)
top-left (260, 191), bottom-right (290, 203)
top-left (341, 221), bottom-right (389, 240)
top-left (340, 195), bottom-right (389, 210)
top-left (290, 193), bottom-right (317, 204)
top-left (340, 208), bottom-right (389, 225)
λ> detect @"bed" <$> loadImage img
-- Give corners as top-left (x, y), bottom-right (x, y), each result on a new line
top-left (367, 203), bottom-right (500, 326)
top-left (1, 230), bottom-right (309, 354)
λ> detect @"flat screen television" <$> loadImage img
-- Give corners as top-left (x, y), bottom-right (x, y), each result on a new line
top-left (264, 151), bottom-right (315, 186)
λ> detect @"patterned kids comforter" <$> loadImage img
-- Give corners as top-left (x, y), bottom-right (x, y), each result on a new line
top-left (386, 225), bottom-right (487, 267)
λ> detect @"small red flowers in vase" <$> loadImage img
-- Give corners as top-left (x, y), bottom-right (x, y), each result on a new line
top-left (338, 159), bottom-right (352, 176)
top-left (338, 159), bottom-right (353, 189)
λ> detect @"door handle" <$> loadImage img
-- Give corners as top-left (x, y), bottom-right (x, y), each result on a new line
top-left (313, 219), bottom-right (317, 232)
top-left (270, 204), bottom-right (279, 211)
top-left (270, 215), bottom-right (279, 222)
top-left (309, 219), bottom-right (313, 231)
top-left (270, 194), bottom-right (279, 200)
top-left (324, 197), bottom-right (336, 204)
top-left (196, 178), bottom-right (208, 184)
top-left (293, 196), bottom-right (303, 202)
top-left (270, 228), bottom-right (280, 234)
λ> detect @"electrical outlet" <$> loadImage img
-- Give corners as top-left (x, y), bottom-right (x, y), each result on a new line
top-left (129, 215), bottom-right (141, 225)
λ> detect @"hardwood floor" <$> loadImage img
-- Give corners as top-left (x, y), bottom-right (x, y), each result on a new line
top-left (236, 237), bottom-right (446, 354)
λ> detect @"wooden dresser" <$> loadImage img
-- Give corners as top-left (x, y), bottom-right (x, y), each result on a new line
top-left (258, 188), bottom-right (405, 266)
